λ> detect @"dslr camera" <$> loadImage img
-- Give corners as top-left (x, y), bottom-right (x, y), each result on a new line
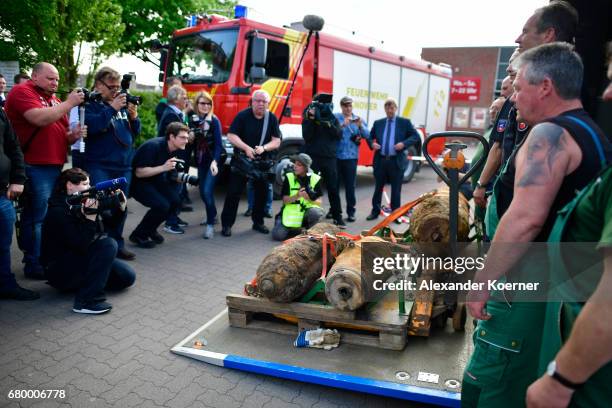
top-left (169, 158), bottom-right (199, 185)
top-left (189, 114), bottom-right (215, 149)
top-left (66, 177), bottom-right (127, 216)
top-left (80, 88), bottom-right (103, 104)
top-left (120, 74), bottom-right (143, 106)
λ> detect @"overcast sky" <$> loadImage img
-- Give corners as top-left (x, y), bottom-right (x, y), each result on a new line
top-left (98, 0), bottom-right (549, 86)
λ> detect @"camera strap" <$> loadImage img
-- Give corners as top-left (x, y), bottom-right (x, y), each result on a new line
top-left (259, 111), bottom-right (269, 147)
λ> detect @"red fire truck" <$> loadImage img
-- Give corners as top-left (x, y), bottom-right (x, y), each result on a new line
top-left (153, 11), bottom-right (451, 183)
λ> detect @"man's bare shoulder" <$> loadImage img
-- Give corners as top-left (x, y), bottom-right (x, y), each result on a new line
top-left (516, 122), bottom-right (577, 187)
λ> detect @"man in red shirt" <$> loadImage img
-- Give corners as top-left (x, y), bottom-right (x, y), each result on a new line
top-left (4, 62), bottom-right (84, 279)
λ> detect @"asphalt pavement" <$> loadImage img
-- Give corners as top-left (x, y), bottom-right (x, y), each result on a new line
top-left (1, 164), bottom-right (442, 408)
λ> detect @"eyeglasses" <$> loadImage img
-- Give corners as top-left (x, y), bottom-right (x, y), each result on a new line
top-left (252, 99), bottom-right (268, 104)
top-left (175, 136), bottom-right (190, 141)
top-left (198, 101), bottom-right (212, 106)
top-left (101, 81), bottom-right (120, 92)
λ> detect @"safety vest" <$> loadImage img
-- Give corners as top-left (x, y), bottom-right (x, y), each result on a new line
top-left (281, 172), bottom-right (321, 228)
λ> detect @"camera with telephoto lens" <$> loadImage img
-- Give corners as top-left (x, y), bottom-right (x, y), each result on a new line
top-left (120, 74), bottom-right (143, 106)
top-left (66, 177), bottom-right (127, 216)
top-left (169, 158), bottom-right (199, 185)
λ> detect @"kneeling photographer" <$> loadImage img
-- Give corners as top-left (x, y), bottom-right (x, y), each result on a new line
top-left (272, 153), bottom-right (324, 241)
top-left (129, 122), bottom-right (194, 248)
top-left (220, 90), bottom-right (280, 236)
top-left (41, 168), bottom-right (135, 314)
top-left (302, 94), bottom-right (344, 227)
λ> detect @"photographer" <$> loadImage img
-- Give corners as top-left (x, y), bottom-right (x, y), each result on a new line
top-left (83, 67), bottom-right (140, 260)
top-left (158, 85), bottom-right (191, 233)
top-left (302, 93), bottom-right (344, 227)
top-left (334, 96), bottom-right (369, 222)
top-left (272, 153), bottom-right (324, 241)
top-left (220, 90), bottom-right (280, 236)
top-left (129, 122), bottom-right (190, 247)
top-left (4, 62), bottom-right (85, 279)
top-left (0, 109), bottom-right (39, 300)
top-left (186, 91), bottom-right (222, 239)
top-left (41, 168), bottom-right (135, 314)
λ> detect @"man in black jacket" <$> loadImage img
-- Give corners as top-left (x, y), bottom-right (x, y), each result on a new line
top-left (0, 109), bottom-right (39, 300)
top-left (41, 168), bottom-right (135, 314)
top-left (302, 94), bottom-right (344, 227)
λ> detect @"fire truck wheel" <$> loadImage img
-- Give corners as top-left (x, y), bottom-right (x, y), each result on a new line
top-left (402, 146), bottom-right (419, 183)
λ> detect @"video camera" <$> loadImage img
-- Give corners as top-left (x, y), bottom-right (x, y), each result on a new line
top-left (304, 93), bottom-right (335, 127)
top-left (67, 177), bottom-right (127, 216)
top-left (297, 179), bottom-right (318, 201)
top-left (169, 158), bottom-right (199, 185)
top-left (120, 74), bottom-right (143, 106)
top-left (231, 153), bottom-right (276, 183)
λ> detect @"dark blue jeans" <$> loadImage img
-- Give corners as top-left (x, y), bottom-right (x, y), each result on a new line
top-left (336, 158), bottom-right (358, 217)
top-left (46, 237), bottom-right (135, 304)
top-left (247, 179), bottom-right (272, 213)
top-left (0, 196), bottom-right (17, 289)
top-left (21, 165), bottom-right (62, 273)
top-left (198, 160), bottom-right (218, 225)
top-left (87, 166), bottom-right (131, 249)
top-left (131, 180), bottom-right (181, 237)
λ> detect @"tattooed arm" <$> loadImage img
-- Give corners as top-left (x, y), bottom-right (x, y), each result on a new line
top-left (468, 122), bottom-right (582, 319)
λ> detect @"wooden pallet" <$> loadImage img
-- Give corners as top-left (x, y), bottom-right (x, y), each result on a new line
top-left (226, 294), bottom-right (410, 350)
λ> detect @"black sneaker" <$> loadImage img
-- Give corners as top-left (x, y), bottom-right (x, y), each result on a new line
top-left (325, 211), bottom-right (333, 219)
top-left (334, 218), bottom-right (347, 228)
top-left (244, 209), bottom-right (252, 217)
top-left (163, 225), bottom-right (185, 234)
top-left (264, 211), bottom-right (273, 219)
top-left (149, 231), bottom-right (165, 244)
top-left (252, 223), bottom-right (269, 234)
top-left (346, 215), bottom-right (356, 222)
top-left (129, 233), bottom-right (157, 248)
top-left (0, 285), bottom-right (40, 301)
top-left (221, 226), bottom-right (232, 237)
top-left (176, 217), bottom-right (189, 227)
top-left (73, 301), bottom-right (112, 314)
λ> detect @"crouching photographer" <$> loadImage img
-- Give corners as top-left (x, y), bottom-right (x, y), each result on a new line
top-left (272, 153), bottom-right (324, 241)
top-left (40, 168), bottom-right (135, 314)
top-left (302, 93), bottom-right (344, 227)
top-left (129, 122), bottom-right (192, 247)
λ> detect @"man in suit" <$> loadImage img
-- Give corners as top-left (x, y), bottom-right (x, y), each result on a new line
top-left (366, 98), bottom-right (420, 220)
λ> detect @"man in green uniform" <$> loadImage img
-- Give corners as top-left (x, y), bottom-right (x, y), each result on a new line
top-left (462, 43), bottom-right (612, 408)
top-left (525, 43), bottom-right (612, 408)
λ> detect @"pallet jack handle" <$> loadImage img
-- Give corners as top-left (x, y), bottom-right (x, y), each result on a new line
top-left (423, 131), bottom-right (489, 254)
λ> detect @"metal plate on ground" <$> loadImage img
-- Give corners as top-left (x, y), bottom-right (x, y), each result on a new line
top-left (172, 308), bottom-right (472, 407)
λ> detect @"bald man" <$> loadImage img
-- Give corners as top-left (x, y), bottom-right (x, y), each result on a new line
top-left (4, 62), bottom-right (84, 279)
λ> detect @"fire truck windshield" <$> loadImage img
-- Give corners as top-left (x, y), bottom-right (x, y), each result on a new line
top-left (169, 29), bottom-right (238, 84)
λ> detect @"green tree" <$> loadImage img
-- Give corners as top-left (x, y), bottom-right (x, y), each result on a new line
top-left (117, 0), bottom-right (235, 66)
top-left (0, 0), bottom-right (124, 88)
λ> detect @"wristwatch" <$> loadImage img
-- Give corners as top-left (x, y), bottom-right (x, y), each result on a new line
top-left (476, 181), bottom-right (484, 189)
top-left (546, 360), bottom-right (585, 390)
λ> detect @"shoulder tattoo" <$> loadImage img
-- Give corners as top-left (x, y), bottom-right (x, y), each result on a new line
top-left (517, 122), bottom-right (566, 187)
